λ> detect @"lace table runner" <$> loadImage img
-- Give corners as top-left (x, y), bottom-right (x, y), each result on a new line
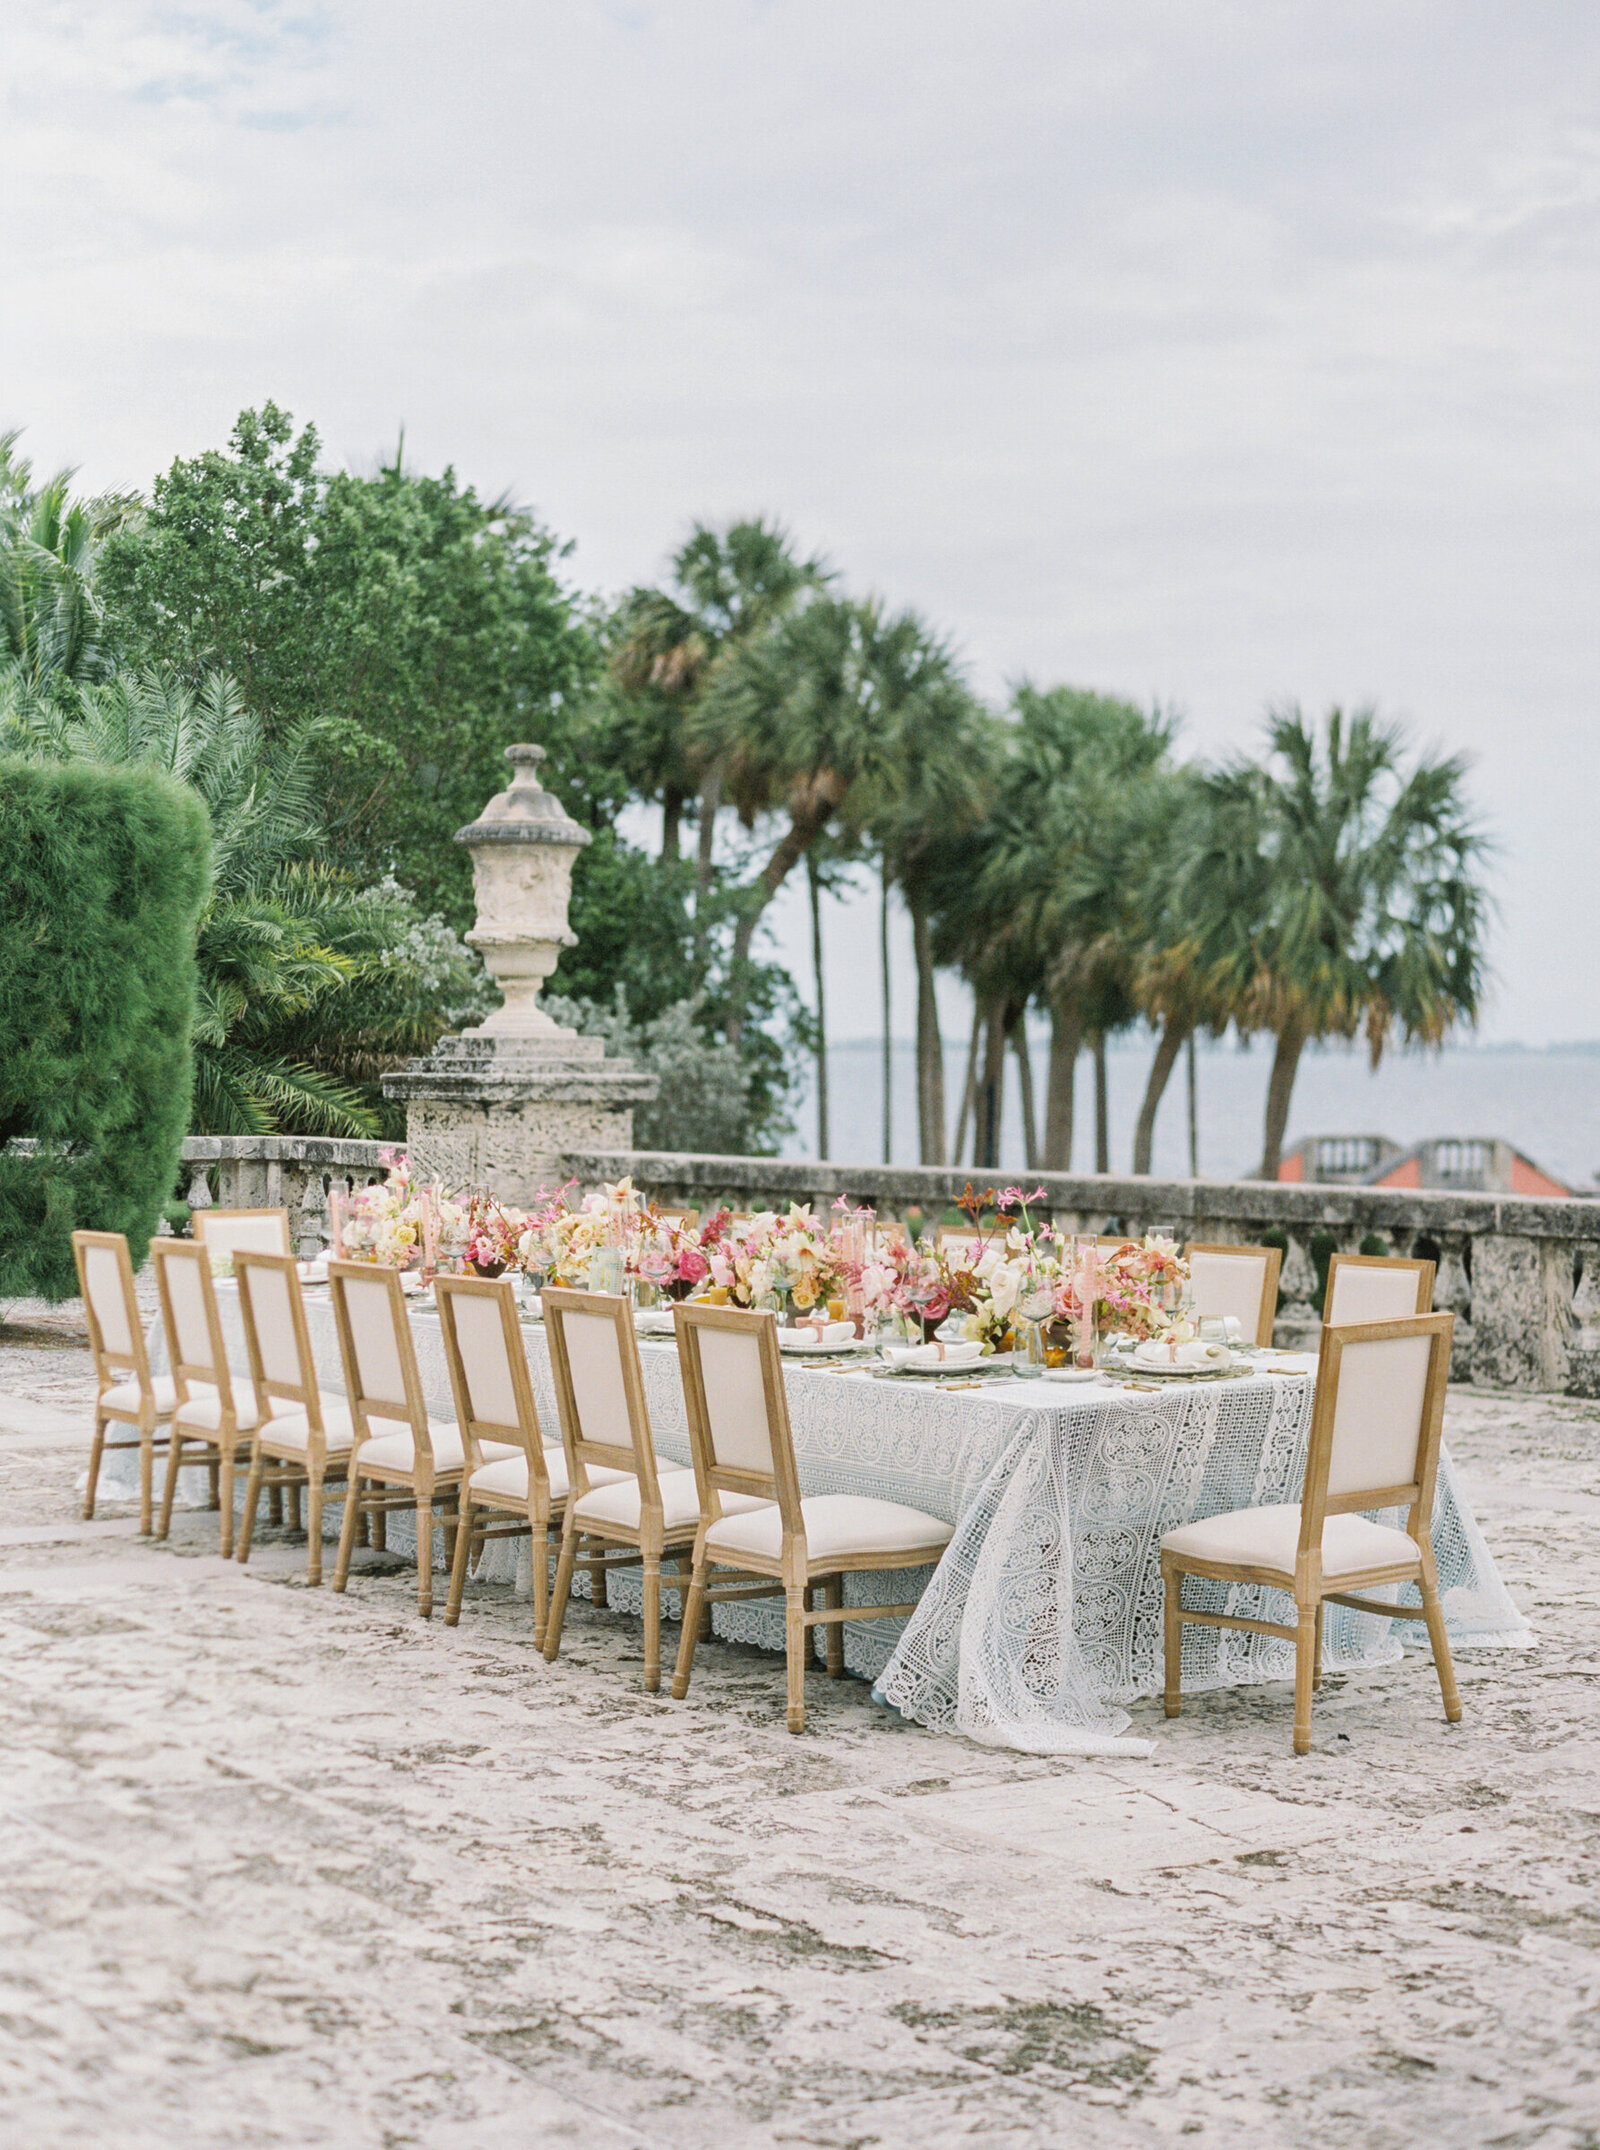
top-left (134, 1289), bottom-right (1530, 1756)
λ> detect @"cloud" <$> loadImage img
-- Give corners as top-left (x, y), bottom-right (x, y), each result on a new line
top-left (2, 0), bottom-right (1596, 1040)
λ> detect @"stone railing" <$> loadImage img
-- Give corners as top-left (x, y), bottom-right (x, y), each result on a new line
top-left (179, 1136), bottom-right (388, 1262)
top-left (551, 1147), bottom-right (1600, 1399)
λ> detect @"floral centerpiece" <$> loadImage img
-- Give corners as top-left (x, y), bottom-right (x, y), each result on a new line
top-left (462, 1191), bottom-right (528, 1277)
top-left (630, 1208), bottom-right (712, 1301)
top-left (704, 1205), bottom-right (848, 1318)
top-left (335, 1157), bottom-right (420, 1268)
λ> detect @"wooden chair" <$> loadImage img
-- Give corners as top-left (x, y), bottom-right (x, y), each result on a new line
top-left (150, 1237), bottom-right (264, 1556)
top-left (436, 1274), bottom-right (629, 1646)
top-left (72, 1229), bottom-right (176, 1534)
top-left (655, 1207), bottom-right (700, 1232)
top-left (671, 1302), bottom-right (955, 1733)
top-left (233, 1251), bottom-right (355, 1585)
top-left (540, 1288), bottom-right (768, 1691)
top-left (1160, 1310), bottom-right (1460, 1754)
top-left (1187, 1242), bottom-right (1284, 1348)
top-left (1324, 1251), bottom-right (1434, 1325)
top-left (329, 1261), bottom-right (515, 1618)
top-left (192, 1207), bottom-right (292, 1268)
top-left (935, 1226), bottom-right (984, 1262)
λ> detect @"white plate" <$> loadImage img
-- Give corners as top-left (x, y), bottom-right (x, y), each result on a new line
top-left (1125, 1356), bottom-right (1243, 1380)
top-left (778, 1337), bottom-right (861, 1357)
top-left (886, 1353), bottom-right (1011, 1378)
top-left (1043, 1366), bottom-right (1101, 1384)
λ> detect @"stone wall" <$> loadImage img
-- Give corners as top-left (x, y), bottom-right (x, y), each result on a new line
top-left (549, 1146), bottom-right (1600, 1399)
top-left (179, 1136), bottom-right (387, 1261)
top-left (172, 1133), bottom-right (1600, 1397)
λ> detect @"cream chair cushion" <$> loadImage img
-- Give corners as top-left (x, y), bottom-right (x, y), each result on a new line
top-left (260, 1397), bottom-right (357, 1453)
top-left (174, 1381), bottom-right (263, 1434)
top-left (571, 1471), bottom-right (770, 1534)
top-left (467, 1450), bottom-right (630, 1504)
top-left (1160, 1502), bottom-right (1421, 1579)
top-left (705, 1493), bottom-right (953, 1567)
top-left (101, 1375), bottom-right (177, 1417)
top-left (356, 1423), bottom-right (517, 1477)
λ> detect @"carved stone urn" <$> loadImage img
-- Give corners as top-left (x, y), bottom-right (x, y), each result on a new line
top-left (382, 745), bottom-right (655, 1204)
top-left (458, 744), bottom-right (589, 1040)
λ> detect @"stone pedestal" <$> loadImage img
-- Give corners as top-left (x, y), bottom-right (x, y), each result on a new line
top-left (381, 744), bottom-right (655, 1203)
top-left (384, 1036), bottom-right (655, 1206)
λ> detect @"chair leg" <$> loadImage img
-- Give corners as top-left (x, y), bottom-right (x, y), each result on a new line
top-left (824, 1575), bottom-right (845, 1677)
top-left (544, 1523), bottom-right (580, 1662)
top-left (786, 1585), bottom-right (807, 1734)
top-left (1313, 1601), bottom-right (1326, 1691)
top-left (237, 1448), bottom-right (264, 1564)
top-left (591, 1541), bottom-right (609, 1609)
top-left (416, 1494), bottom-right (434, 1618)
top-left (305, 1470), bottom-right (325, 1587)
top-left (531, 1522), bottom-right (554, 1650)
top-left (286, 1480), bottom-right (301, 1534)
top-left (1418, 1559), bottom-right (1463, 1725)
top-left (1293, 1602), bottom-right (1318, 1755)
top-left (371, 1502), bottom-right (386, 1552)
top-left (138, 1413), bottom-right (156, 1536)
top-left (445, 1498), bottom-right (476, 1626)
top-left (206, 1455), bottom-right (220, 1511)
top-left (332, 1474), bottom-right (365, 1592)
top-left (84, 1407), bottom-right (107, 1523)
top-left (217, 1442), bottom-right (237, 1559)
top-left (642, 1551), bottom-right (662, 1692)
top-left (157, 1430), bottom-right (187, 1542)
top-left (1162, 1559), bottom-right (1183, 1719)
top-left (269, 1484), bottom-right (284, 1527)
top-left (672, 1562), bottom-right (708, 1699)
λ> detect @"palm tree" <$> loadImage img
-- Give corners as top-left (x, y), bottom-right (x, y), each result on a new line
top-left (1124, 770), bottom-right (1244, 1176)
top-left (695, 597), bottom-right (985, 1051)
top-left (0, 433), bottom-right (140, 690)
top-left (1192, 705), bottom-right (1491, 1179)
top-left (2, 669), bottom-right (415, 1136)
top-left (605, 517), bottom-right (830, 875)
top-left (963, 688), bottom-right (1175, 1171)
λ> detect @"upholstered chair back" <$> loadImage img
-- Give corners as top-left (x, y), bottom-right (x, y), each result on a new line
top-left (78, 1234), bottom-right (137, 1361)
top-left (234, 1253), bottom-right (308, 1393)
top-left (543, 1289), bottom-right (659, 1501)
top-left (435, 1275), bottom-right (543, 1476)
top-left (674, 1302), bottom-right (801, 1531)
top-left (193, 1208), bottom-right (291, 1266)
top-left (1323, 1253), bottom-right (1434, 1327)
top-left (1186, 1243), bottom-right (1282, 1348)
top-left (1301, 1312), bottom-right (1454, 1551)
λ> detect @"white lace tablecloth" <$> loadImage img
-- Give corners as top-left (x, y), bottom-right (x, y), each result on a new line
top-left (133, 1286), bottom-right (1530, 1757)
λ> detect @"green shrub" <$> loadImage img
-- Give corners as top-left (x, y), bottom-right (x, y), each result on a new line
top-left (0, 754), bottom-right (209, 1298)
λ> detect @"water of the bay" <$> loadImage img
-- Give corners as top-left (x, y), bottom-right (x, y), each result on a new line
top-left (782, 1035), bottom-right (1600, 1194)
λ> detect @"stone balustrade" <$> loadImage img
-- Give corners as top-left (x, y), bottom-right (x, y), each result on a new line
top-left (179, 1136), bottom-right (387, 1262)
top-left (168, 1134), bottom-right (1600, 1398)
top-left (548, 1146), bottom-right (1600, 1400)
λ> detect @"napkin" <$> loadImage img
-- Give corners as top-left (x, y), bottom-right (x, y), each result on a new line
top-left (296, 1259), bottom-right (328, 1283)
top-left (1132, 1337), bottom-right (1230, 1371)
top-left (778, 1320), bottom-right (856, 1351)
top-left (883, 1339), bottom-right (984, 1371)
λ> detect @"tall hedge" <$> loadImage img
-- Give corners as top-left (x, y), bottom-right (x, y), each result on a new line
top-left (0, 755), bottom-right (210, 1300)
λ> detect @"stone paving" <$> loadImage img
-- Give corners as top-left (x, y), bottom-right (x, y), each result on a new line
top-left (1, 1301), bottom-right (1598, 2149)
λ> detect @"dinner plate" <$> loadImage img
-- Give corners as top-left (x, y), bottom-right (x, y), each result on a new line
top-left (886, 1353), bottom-right (1010, 1378)
top-left (778, 1337), bottom-right (862, 1357)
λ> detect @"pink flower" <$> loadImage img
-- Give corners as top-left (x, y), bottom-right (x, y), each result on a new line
top-left (676, 1246), bottom-right (709, 1283)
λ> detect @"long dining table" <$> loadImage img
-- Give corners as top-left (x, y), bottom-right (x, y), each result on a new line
top-left (131, 1281), bottom-right (1531, 1756)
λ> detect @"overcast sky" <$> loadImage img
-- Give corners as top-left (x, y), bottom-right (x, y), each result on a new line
top-left (5, 2), bottom-right (1597, 1044)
